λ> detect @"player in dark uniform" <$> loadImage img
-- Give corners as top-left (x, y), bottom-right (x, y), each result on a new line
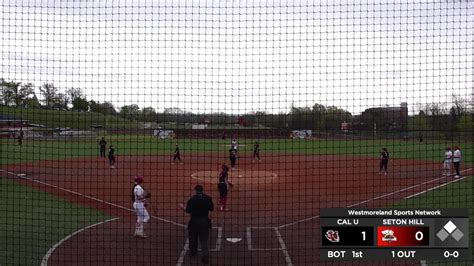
top-left (379, 148), bottom-right (389, 175)
top-left (18, 130), bottom-right (24, 146)
top-left (229, 148), bottom-right (237, 170)
top-left (99, 137), bottom-right (107, 157)
top-left (173, 144), bottom-right (183, 164)
top-left (108, 145), bottom-right (116, 168)
top-left (252, 141), bottom-right (260, 163)
top-left (217, 165), bottom-right (233, 211)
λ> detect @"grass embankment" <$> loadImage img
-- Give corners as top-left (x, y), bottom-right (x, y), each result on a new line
top-left (0, 106), bottom-right (140, 129)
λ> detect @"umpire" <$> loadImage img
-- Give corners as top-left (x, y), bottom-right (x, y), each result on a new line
top-left (181, 185), bottom-right (214, 264)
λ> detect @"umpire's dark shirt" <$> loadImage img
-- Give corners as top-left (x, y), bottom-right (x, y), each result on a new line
top-left (186, 193), bottom-right (214, 218)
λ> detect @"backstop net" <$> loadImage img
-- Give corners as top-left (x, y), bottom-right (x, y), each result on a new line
top-left (1, 1), bottom-right (473, 265)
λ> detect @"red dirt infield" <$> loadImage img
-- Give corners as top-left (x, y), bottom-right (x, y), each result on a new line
top-left (3, 153), bottom-right (470, 265)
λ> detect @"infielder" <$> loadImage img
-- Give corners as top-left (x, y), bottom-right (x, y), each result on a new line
top-left (379, 148), bottom-right (389, 175)
top-left (252, 141), bottom-right (260, 163)
top-left (173, 144), bottom-right (183, 164)
top-left (18, 130), bottom-right (24, 146)
top-left (217, 165), bottom-right (233, 211)
top-left (99, 137), bottom-right (107, 157)
top-left (108, 145), bottom-right (116, 168)
top-left (229, 148), bottom-right (237, 170)
top-left (132, 176), bottom-right (151, 238)
top-left (230, 138), bottom-right (238, 154)
top-left (443, 147), bottom-right (453, 176)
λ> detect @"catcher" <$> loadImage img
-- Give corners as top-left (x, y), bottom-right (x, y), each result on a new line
top-left (217, 165), bottom-right (233, 211)
top-left (132, 175), bottom-right (151, 238)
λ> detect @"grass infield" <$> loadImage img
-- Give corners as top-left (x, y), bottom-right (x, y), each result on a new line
top-left (0, 178), bottom-right (111, 265)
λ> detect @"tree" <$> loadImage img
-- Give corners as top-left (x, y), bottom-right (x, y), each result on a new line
top-left (72, 97), bottom-right (89, 111)
top-left (0, 79), bottom-right (19, 106)
top-left (40, 83), bottom-right (59, 108)
top-left (422, 102), bottom-right (448, 132)
top-left (408, 114), bottom-right (431, 132)
top-left (289, 106), bottom-right (312, 129)
top-left (52, 93), bottom-right (69, 109)
top-left (89, 100), bottom-right (117, 115)
top-left (140, 107), bottom-right (156, 122)
top-left (451, 94), bottom-right (467, 117)
top-left (101, 102), bottom-right (117, 115)
top-left (66, 88), bottom-right (84, 101)
top-left (323, 106), bottom-right (352, 130)
top-left (120, 104), bottom-right (141, 120)
top-left (24, 94), bottom-right (41, 109)
top-left (457, 114), bottom-right (473, 134)
top-left (89, 101), bottom-right (116, 115)
top-left (18, 83), bottom-right (34, 108)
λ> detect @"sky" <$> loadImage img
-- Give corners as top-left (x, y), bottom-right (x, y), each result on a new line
top-left (1, 0), bottom-right (473, 115)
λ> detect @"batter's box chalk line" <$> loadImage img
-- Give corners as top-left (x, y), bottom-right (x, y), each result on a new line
top-left (246, 227), bottom-right (283, 251)
top-left (183, 227), bottom-right (223, 252)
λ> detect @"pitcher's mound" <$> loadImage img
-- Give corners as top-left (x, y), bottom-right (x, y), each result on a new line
top-left (191, 170), bottom-right (278, 185)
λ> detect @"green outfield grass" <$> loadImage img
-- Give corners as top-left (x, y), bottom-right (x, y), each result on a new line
top-left (1, 136), bottom-right (472, 165)
top-left (0, 177), bottom-right (111, 265)
top-left (394, 177), bottom-right (474, 264)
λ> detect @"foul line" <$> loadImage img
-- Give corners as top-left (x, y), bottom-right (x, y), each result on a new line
top-left (0, 168), bottom-right (26, 177)
top-left (278, 168), bottom-right (473, 229)
top-left (176, 238), bottom-right (189, 266)
top-left (5, 171), bottom-right (186, 228)
top-left (246, 227), bottom-right (293, 266)
top-left (41, 217), bottom-right (119, 266)
top-left (274, 228), bottom-right (294, 266)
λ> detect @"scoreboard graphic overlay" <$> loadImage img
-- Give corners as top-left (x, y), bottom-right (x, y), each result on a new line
top-left (321, 209), bottom-right (470, 261)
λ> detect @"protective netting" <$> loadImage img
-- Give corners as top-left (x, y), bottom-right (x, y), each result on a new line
top-left (1, 1), bottom-right (473, 265)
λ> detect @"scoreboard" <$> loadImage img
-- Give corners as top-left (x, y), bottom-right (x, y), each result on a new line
top-left (321, 208), bottom-right (470, 261)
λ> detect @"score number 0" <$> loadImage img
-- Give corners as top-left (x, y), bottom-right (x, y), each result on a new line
top-left (415, 231), bottom-right (424, 241)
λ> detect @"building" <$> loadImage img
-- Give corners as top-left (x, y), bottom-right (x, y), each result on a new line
top-left (361, 102), bottom-right (408, 132)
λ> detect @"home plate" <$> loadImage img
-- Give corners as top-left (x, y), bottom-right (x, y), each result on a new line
top-left (226, 238), bottom-right (242, 243)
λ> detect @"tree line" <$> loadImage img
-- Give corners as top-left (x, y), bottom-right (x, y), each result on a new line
top-left (1, 79), bottom-right (117, 115)
top-left (0, 78), bottom-right (354, 130)
top-left (408, 94), bottom-right (473, 137)
top-left (1, 78), bottom-right (471, 133)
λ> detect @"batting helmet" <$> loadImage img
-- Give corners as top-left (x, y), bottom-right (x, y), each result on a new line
top-left (134, 175), bottom-right (144, 184)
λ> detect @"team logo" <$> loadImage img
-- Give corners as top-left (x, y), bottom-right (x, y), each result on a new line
top-left (325, 230), bottom-right (340, 243)
top-left (381, 229), bottom-right (397, 242)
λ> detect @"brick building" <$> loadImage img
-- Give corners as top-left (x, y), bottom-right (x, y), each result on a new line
top-left (361, 102), bottom-right (409, 132)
